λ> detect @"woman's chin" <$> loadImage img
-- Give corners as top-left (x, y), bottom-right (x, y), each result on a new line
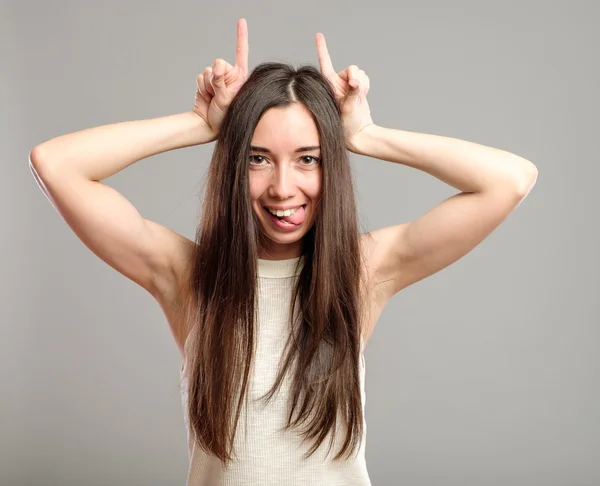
top-left (261, 222), bottom-right (307, 243)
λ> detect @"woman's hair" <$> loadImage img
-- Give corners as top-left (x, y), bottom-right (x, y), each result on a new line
top-left (181, 62), bottom-right (368, 466)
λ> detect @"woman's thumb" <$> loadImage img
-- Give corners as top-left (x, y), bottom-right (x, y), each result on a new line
top-left (346, 78), bottom-right (361, 105)
top-left (210, 59), bottom-right (227, 90)
top-left (210, 71), bottom-right (226, 90)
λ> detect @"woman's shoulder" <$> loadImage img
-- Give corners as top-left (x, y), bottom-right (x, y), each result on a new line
top-left (157, 233), bottom-right (386, 356)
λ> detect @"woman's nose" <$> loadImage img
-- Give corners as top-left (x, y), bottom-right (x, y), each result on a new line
top-left (268, 166), bottom-right (295, 199)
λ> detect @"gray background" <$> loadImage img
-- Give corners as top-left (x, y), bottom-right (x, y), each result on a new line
top-left (3, 0), bottom-right (598, 485)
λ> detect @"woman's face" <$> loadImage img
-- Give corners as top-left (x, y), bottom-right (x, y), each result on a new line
top-left (249, 103), bottom-right (322, 260)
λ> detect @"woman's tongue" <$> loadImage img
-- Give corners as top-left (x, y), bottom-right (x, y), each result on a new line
top-left (277, 205), bottom-right (306, 225)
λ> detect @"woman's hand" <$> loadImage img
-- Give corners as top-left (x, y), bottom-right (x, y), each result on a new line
top-left (193, 19), bottom-right (249, 137)
top-left (315, 33), bottom-right (374, 153)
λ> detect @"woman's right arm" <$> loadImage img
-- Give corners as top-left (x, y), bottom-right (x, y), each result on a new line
top-left (29, 111), bottom-right (213, 303)
top-left (30, 19), bottom-right (248, 353)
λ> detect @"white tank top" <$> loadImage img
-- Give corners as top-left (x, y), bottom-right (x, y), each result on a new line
top-left (180, 256), bottom-right (371, 485)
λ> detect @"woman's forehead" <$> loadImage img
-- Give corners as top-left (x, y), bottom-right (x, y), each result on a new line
top-left (251, 104), bottom-right (320, 149)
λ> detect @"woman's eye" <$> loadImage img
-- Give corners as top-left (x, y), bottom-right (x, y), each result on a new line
top-left (301, 156), bottom-right (321, 165)
top-left (249, 155), bottom-right (320, 165)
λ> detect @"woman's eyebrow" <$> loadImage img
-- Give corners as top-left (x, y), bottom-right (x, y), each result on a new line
top-left (250, 145), bottom-right (321, 153)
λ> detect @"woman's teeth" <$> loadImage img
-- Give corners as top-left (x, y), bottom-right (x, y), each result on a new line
top-left (267, 206), bottom-right (300, 217)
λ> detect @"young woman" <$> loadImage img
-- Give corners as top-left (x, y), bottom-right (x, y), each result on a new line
top-left (29, 19), bottom-right (537, 486)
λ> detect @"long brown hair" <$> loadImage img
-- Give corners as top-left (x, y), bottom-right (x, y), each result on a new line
top-left (182, 62), bottom-right (368, 466)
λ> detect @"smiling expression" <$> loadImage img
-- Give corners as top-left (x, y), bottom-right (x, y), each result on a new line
top-left (249, 103), bottom-right (322, 260)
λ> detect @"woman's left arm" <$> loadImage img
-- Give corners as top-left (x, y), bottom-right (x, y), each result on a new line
top-left (315, 33), bottom-right (538, 322)
top-left (349, 125), bottom-right (538, 197)
top-left (351, 124), bottom-right (537, 311)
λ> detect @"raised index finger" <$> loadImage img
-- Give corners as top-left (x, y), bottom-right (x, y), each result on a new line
top-left (235, 18), bottom-right (249, 72)
top-left (315, 33), bottom-right (335, 75)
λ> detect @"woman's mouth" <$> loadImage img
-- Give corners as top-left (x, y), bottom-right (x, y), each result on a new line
top-left (262, 204), bottom-right (307, 230)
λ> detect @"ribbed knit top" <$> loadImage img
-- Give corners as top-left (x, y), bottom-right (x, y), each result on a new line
top-left (180, 256), bottom-right (371, 485)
